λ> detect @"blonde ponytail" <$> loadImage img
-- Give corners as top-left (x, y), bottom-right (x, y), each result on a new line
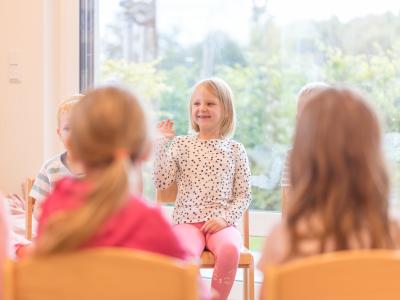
top-left (35, 86), bottom-right (147, 256)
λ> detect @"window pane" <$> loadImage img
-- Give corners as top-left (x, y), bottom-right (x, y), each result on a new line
top-left (94, 0), bottom-right (400, 211)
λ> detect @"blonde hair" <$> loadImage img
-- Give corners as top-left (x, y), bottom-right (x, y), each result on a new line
top-left (288, 87), bottom-right (393, 258)
top-left (189, 77), bottom-right (236, 138)
top-left (57, 94), bottom-right (84, 126)
top-left (36, 86), bottom-right (147, 255)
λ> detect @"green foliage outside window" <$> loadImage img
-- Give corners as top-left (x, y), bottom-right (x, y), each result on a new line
top-left (100, 12), bottom-right (400, 210)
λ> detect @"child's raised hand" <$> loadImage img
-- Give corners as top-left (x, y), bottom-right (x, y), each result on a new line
top-left (201, 217), bottom-right (228, 234)
top-left (157, 119), bottom-right (176, 140)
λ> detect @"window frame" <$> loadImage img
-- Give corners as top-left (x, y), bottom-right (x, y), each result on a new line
top-left (79, 0), bottom-right (95, 91)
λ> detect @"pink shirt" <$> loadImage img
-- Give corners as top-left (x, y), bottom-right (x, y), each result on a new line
top-left (37, 178), bottom-right (188, 260)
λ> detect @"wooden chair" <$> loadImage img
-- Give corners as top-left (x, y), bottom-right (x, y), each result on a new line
top-left (157, 183), bottom-right (255, 300)
top-left (4, 248), bottom-right (200, 300)
top-left (262, 250), bottom-right (400, 300)
top-left (21, 177), bottom-right (35, 241)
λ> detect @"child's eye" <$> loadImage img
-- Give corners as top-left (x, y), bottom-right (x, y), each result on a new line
top-left (208, 103), bottom-right (215, 106)
top-left (193, 102), bottom-right (200, 106)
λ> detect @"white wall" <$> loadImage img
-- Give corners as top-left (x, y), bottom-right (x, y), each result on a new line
top-left (0, 0), bottom-right (79, 193)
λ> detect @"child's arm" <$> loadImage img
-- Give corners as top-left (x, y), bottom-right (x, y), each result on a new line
top-left (15, 243), bottom-right (34, 258)
top-left (152, 120), bottom-right (179, 190)
top-left (222, 143), bottom-right (252, 225)
top-left (32, 201), bottom-right (42, 220)
top-left (29, 167), bottom-right (50, 219)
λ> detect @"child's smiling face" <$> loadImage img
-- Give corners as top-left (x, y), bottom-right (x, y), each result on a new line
top-left (191, 85), bottom-right (223, 136)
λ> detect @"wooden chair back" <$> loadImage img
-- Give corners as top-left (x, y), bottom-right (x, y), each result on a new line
top-left (262, 250), bottom-right (400, 300)
top-left (21, 177), bottom-right (35, 240)
top-left (4, 248), bottom-right (200, 300)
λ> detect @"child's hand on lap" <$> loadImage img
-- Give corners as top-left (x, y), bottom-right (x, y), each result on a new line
top-left (201, 217), bottom-right (228, 233)
top-left (15, 244), bottom-right (34, 258)
top-left (157, 119), bottom-right (175, 140)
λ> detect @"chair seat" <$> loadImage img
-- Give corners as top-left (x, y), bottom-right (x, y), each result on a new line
top-left (200, 247), bottom-right (253, 268)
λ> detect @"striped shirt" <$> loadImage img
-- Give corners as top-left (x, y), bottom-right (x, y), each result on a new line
top-left (29, 152), bottom-right (73, 205)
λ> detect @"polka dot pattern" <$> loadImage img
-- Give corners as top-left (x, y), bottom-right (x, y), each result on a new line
top-left (153, 135), bottom-right (252, 225)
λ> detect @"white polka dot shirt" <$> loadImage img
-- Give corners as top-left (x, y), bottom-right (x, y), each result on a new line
top-left (153, 135), bottom-right (252, 226)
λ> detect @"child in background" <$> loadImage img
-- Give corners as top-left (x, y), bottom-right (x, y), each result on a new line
top-left (259, 87), bottom-right (400, 273)
top-left (153, 78), bottom-right (251, 300)
top-left (280, 82), bottom-right (329, 217)
top-left (30, 95), bottom-right (84, 219)
top-left (34, 86), bottom-right (187, 260)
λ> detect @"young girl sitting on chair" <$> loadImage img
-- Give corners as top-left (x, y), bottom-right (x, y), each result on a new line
top-left (153, 78), bottom-right (252, 300)
top-left (259, 86), bottom-right (400, 269)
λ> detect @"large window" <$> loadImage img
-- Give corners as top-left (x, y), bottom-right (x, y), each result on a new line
top-left (82, 0), bottom-right (400, 214)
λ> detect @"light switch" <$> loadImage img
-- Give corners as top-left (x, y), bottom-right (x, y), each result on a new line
top-left (8, 51), bottom-right (21, 83)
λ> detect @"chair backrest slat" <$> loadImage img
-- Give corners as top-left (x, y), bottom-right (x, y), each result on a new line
top-left (22, 177), bottom-right (35, 241)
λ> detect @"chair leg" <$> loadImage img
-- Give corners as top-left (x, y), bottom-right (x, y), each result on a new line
top-left (243, 268), bottom-right (249, 300)
top-left (249, 261), bottom-right (255, 300)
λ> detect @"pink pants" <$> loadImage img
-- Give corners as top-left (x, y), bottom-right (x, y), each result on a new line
top-left (174, 222), bottom-right (242, 300)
